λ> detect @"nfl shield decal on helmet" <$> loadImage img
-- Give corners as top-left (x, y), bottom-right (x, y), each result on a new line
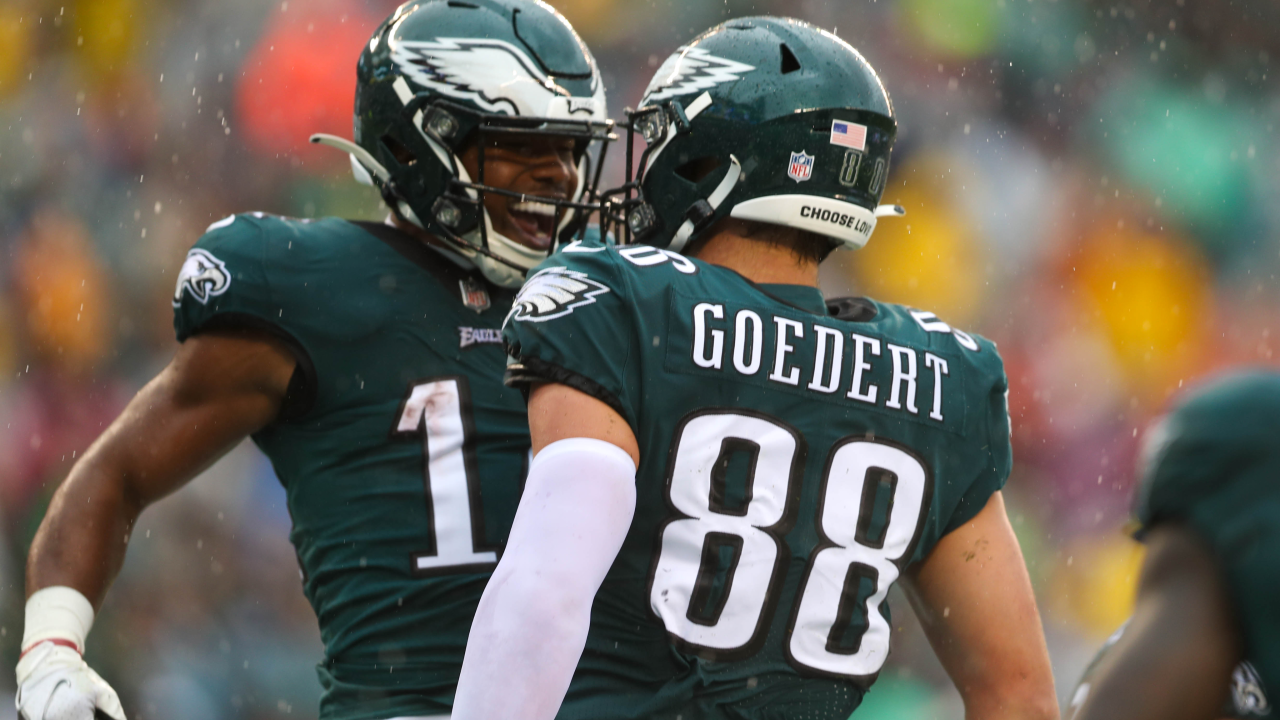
top-left (788, 151), bottom-right (814, 183)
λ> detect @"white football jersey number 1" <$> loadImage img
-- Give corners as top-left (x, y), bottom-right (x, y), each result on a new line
top-left (394, 377), bottom-right (498, 573)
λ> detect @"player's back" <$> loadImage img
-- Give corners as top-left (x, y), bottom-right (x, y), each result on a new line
top-left (174, 213), bottom-right (530, 719)
top-left (503, 242), bottom-right (1011, 720)
top-left (1134, 371), bottom-right (1280, 719)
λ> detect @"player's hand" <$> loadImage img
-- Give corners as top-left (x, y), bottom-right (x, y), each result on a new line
top-left (15, 641), bottom-right (125, 720)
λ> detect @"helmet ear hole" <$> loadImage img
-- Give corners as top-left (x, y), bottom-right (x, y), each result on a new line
top-left (674, 156), bottom-right (724, 183)
top-left (380, 134), bottom-right (418, 167)
top-left (780, 43), bottom-right (801, 74)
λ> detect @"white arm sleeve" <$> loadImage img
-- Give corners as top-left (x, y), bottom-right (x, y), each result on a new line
top-left (452, 437), bottom-right (637, 720)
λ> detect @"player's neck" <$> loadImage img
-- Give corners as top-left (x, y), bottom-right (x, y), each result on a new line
top-left (691, 230), bottom-right (820, 287)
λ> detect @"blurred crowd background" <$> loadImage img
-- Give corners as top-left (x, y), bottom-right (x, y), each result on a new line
top-left (0, 0), bottom-right (1277, 717)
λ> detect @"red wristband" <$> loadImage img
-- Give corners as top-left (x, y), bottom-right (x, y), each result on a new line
top-left (19, 638), bottom-right (80, 659)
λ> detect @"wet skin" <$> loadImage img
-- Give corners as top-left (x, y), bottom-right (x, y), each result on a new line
top-left (458, 133), bottom-right (580, 251)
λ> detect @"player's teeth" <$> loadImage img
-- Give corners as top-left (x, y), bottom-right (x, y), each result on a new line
top-left (511, 201), bottom-right (556, 217)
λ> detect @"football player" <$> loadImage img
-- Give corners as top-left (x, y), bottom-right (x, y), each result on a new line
top-left (16, 1), bottom-right (611, 719)
top-left (452, 17), bottom-right (1057, 720)
top-left (1067, 372), bottom-right (1279, 720)
top-left (1068, 620), bottom-right (1269, 720)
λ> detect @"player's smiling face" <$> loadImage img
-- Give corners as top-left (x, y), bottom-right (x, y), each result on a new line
top-left (459, 132), bottom-right (580, 252)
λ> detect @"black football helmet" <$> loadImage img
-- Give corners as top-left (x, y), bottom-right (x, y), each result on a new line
top-left (606, 17), bottom-right (903, 255)
top-left (313, 0), bottom-right (614, 287)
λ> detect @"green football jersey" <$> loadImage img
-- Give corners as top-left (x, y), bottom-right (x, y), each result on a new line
top-left (173, 213), bottom-right (530, 720)
top-left (502, 241), bottom-right (1012, 720)
top-left (1133, 371), bottom-right (1280, 719)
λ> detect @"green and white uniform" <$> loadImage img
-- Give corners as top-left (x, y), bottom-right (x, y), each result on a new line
top-left (1131, 371), bottom-right (1280, 718)
top-left (173, 213), bottom-right (530, 720)
top-left (502, 241), bottom-right (1012, 720)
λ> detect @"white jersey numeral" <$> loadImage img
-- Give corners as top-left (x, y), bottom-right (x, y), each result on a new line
top-left (650, 412), bottom-right (801, 652)
top-left (393, 377), bottom-right (498, 574)
top-left (788, 440), bottom-right (927, 676)
top-left (649, 411), bottom-right (931, 679)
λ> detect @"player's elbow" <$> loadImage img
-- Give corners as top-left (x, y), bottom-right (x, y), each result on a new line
top-left (482, 561), bottom-right (594, 641)
top-left (1007, 688), bottom-right (1060, 720)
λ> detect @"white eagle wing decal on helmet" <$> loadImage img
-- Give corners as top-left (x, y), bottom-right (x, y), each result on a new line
top-left (391, 38), bottom-right (605, 119)
top-left (506, 267), bottom-right (610, 324)
top-left (642, 47), bottom-right (756, 105)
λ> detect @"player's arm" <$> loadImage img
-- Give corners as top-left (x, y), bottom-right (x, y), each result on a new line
top-left (900, 491), bottom-right (1059, 720)
top-left (1067, 524), bottom-right (1240, 720)
top-left (19, 329), bottom-right (295, 720)
top-left (452, 382), bottom-right (639, 720)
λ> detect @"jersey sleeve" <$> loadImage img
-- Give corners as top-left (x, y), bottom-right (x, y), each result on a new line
top-left (173, 214), bottom-right (273, 342)
top-left (1133, 374), bottom-right (1280, 540)
top-left (171, 213), bottom-right (319, 418)
top-left (943, 343), bottom-right (1013, 534)
top-left (503, 246), bottom-right (640, 429)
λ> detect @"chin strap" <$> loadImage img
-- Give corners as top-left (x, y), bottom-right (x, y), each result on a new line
top-left (668, 154), bottom-right (743, 254)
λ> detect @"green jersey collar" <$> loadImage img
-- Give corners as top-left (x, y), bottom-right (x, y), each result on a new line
top-left (756, 283), bottom-right (828, 316)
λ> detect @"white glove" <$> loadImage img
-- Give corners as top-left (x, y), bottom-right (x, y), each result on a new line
top-left (16, 587), bottom-right (124, 720)
top-left (16, 642), bottom-right (125, 720)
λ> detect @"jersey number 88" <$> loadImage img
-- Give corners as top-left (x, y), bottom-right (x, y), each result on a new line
top-left (649, 410), bottom-right (931, 680)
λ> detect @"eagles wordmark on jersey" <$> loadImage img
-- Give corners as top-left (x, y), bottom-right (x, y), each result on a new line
top-left (174, 213), bottom-right (530, 720)
top-left (503, 241), bottom-right (1012, 720)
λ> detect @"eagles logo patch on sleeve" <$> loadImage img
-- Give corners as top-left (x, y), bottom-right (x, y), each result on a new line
top-left (1232, 662), bottom-right (1271, 717)
top-left (173, 248), bottom-right (232, 306)
top-left (506, 266), bottom-right (610, 324)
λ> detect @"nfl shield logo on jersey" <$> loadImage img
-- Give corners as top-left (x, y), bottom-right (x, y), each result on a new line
top-left (459, 277), bottom-right (491, 313)
top-left (788, 151), bottom-right (814, 183)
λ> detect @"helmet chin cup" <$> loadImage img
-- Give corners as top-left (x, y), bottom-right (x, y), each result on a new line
top-left (454, 211), bottom-right (545, 289)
